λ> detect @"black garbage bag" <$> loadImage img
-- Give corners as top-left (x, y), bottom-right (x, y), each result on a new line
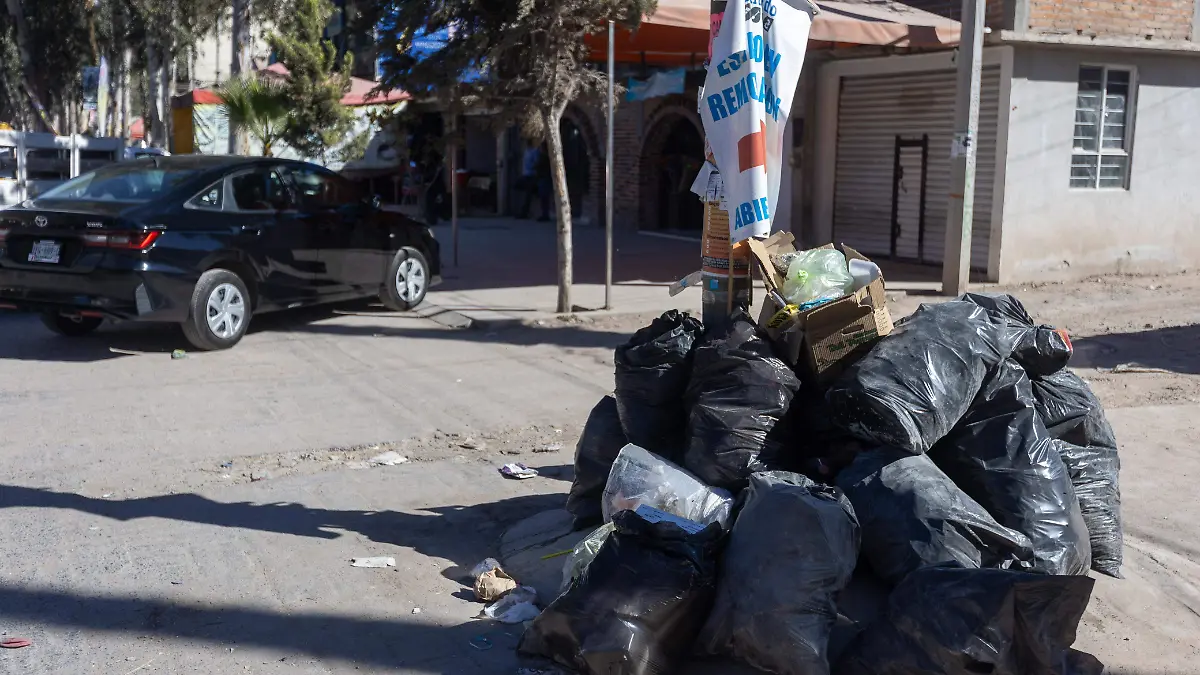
top-left (697, 471), bottom-right (859, 675)
top-left (837, 566), bottom-right (1104, 675)
top-left (959, 292), bottom-right (1073, 377)
top-left (683, 316), bottom-right (801, 491)
top-left (1033, 369), bottom-right (1097, 438)
top-left (1031, 369), bottom-right (1123, 578)
top-left (566, 396), bottom-right (629, 531)
top-left (614, 310), bottom-right (705, 458)
top-left (519, 509), bottom-right (723, 675)
top-left (930, 359), bottom-right (1091, 576)
top-left (826, 301), bottom-right (1015, 455)
top-left (836, 448), bottom-right (1034, 586)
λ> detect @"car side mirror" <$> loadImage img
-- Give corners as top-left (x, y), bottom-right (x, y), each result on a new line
top-left (367, 194), bottom-right (381, 210)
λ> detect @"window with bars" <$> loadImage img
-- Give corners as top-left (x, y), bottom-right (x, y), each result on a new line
top-left (1071, 66), bottom-right (1133, 190)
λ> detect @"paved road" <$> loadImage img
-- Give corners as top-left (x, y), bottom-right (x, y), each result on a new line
top-left (0, 306), bottom-right (624, 494)
top-left (0, 305), bottom-right (640, 674)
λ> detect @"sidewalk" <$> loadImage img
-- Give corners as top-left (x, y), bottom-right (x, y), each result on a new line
top-left (425, 217), bottom-right (702, 326)
top-left (423, 217), bottom-right (947, 328)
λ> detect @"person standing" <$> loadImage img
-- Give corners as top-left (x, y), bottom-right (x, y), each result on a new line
top-left (518, 142), bottom-right (541, 219)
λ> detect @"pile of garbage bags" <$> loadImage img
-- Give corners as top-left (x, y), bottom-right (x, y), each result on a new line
top-left (530, 294), bottom-right (1120, 675)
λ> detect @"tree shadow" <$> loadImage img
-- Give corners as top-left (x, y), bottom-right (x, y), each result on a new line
top-left (0, 484), bottom-right (565, 583)
top-left (0, 582), bottom-right (528, 673)
top-left (1071, 324), bottom-right (1200, 375)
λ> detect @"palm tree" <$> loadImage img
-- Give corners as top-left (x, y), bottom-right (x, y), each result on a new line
top-left (216, 75), bottom-right (290, 157)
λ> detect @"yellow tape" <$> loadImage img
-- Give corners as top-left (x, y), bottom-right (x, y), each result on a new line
top-left (767, 305), bottom-right (800, 330)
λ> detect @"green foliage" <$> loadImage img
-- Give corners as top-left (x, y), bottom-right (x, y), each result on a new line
top-left (268, 0), bottom-right (355, 161)
top-left (334, 128), bottom-right (373, 165)
top-left (217, 76), bottom-right (291, 157)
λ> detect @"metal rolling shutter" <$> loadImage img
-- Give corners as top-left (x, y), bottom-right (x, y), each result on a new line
top-left (833, 66), bottom-right (1000, 270)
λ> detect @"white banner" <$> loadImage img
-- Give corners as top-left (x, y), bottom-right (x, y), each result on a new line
top-left (702, 0), bottom-right (813, 242)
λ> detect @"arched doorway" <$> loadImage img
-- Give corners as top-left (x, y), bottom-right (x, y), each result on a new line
top-left (561, 117), bottom-right (591, 219)
top-left (640, 113), bottom-right (704, 232)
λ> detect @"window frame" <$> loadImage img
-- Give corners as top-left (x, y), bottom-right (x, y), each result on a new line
top-left (283, 165), bottom-right (362, 211)
top-left (1070, 64), bottom-right (1138, 192)
top-left (224, 166), bottom-right (298, 214)
top-left (184, 180), bottom-right (226, 212)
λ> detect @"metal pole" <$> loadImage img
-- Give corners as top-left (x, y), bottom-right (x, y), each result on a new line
top-left (941, 0), bottom-right (985, 296)
top-left (451, 143), bottom-right (459, 267)
top-left (605, 20), bottom-right (615, 310)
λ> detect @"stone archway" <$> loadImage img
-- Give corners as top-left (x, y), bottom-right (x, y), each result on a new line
top-left (638, 107), bottom-right (705, 232)
top-left (561, 105), bottom-right (604, 227)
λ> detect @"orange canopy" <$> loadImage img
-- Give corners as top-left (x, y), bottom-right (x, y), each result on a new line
top-left (586, 0), bottom-right (960, 65)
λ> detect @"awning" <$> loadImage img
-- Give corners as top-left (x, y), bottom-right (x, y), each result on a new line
top-left (586, 0), bottom-right (960, 65)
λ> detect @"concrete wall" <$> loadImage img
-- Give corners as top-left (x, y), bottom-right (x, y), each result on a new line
top-left (998, 45), bottom-right (1200, 281)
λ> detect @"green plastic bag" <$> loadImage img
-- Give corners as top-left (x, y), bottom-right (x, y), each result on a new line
top-left (781, 249), bottom-right (854, 306)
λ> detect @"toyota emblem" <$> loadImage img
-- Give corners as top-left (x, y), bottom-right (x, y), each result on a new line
top-left (34, 215), bottom-right (48, 228)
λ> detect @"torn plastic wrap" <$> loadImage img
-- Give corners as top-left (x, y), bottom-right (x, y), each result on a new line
top-left (837, 566), bottom-right (1104, 675)
top-left (1033, 370), bottom-right (1123, 578)
top-left (601, 444), bottom-right (735, 529)
top-left (958, 292), bottom-right (1073, 377)
top-left (683, 317), bottom-right (801, 490)
top-left (697, 472), bottom-right (859, 675)
top-left (614, 310), bottom-right (705, 458)
top-left (519, 509), bottom-right (724, 675)
top-left (836, 448), bottom-right (1034, 586)
top-left (826, 301), bottom-right (1015, 454)
top-left (566, 396), bottom-right (630, 530)
top-left (930, 359), bottom-right (1092, 577)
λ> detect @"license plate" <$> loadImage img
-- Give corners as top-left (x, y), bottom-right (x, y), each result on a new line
top-left (28, 240), bottom-right (62, 264)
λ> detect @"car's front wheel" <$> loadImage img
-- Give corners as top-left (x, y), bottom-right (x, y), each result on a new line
top-left (41, 312), bottom-right (103, 337)
top-left (380, 247), bottom-right (430, 311)
top-left (182, 269), bottom-right (252, 351)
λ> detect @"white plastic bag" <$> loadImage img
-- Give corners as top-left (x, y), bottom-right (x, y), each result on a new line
top-left (483, 586), bottom-right (540, 624)
top-left (781, 248), bottom-right (854, 306)
top-left (601, 444), bottom-right (734, 528)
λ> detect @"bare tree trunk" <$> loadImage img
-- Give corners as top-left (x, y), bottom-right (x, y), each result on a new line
top-left (147, 41), bottom-right (163, 147)
top-left (543, 106), bottom-right (573, 314)
top-left (119, 48), bottom-right (132, 143)
top-left (4, 0), bottom-right (36, 130)
top-left (163, 52), bottom-right (176, 149)
top-left (230, 0), bottom-right (252, 155)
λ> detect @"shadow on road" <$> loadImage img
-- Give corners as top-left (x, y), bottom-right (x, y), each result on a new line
top-left (0, 582), bottom-right (525, 673)
top-left (1071, 323), bottom-right (1200, 375)
top-left (0, 485), bottom-right (565, 572)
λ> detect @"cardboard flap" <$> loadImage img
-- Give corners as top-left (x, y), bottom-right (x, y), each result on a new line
top-left (746, 232), bottom-right (795, 292)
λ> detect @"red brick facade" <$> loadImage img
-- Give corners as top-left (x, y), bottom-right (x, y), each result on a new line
top-left (1028, 0), bottom-right (1195, 40)
top-left (900, 0), bottom-right (1196, 39)
top-left (569, 91), bottom-right (705, 231)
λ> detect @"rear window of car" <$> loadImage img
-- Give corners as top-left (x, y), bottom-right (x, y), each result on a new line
top-left (34, 165), bottom-right (201, 203)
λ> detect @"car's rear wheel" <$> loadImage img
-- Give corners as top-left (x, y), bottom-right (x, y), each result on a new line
top-left (182, 269), bottom-right (252, 351)
top-left (41, 312), bottom-right (103, 337)
top-left (380, 247), bottom-right (430, 311)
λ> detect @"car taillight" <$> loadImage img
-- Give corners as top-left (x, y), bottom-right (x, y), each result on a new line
top-left (0, 227), bottom-right (8, 243)
top-left (83, 231), bottom-right (161, 250)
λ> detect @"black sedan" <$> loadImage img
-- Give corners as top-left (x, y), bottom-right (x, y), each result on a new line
top-left (0, 156), bottom-right (440, 350)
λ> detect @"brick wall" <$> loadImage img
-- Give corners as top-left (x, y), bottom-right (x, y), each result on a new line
top-left (1028, 0), bottom-right (1195, 40)
top-left (572, 91), bottom-right (706, 231)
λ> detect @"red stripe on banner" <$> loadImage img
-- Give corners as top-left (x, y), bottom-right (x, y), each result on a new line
top-left (737, 120), bottom-right (767, 173)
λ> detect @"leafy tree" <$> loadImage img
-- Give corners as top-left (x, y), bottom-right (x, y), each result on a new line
top-left (217, 75), bottom-right (290, 157)
top-left (268, 0), bottom-right (354, 161)
top-left (370, 0), bottom-right (654, 313)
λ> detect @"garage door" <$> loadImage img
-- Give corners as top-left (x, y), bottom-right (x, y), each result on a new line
top-left (832, 66), bottom-right (1001, 270)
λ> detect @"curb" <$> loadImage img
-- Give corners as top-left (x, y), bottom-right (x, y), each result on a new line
top-left (414, 304), bottom-right (477, 330)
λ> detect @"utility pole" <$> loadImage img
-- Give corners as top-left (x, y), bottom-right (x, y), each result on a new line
top-left (941, 0), bottom-right (986, 296)
top-left (604, 20), bottom-right (614, 310)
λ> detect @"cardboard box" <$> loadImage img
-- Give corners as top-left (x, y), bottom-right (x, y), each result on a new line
top-left (747, 233), bottom-right (894, 380)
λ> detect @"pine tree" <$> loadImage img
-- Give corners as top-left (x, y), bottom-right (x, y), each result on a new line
top-left (369, 0), bottom-right (656, 313)
top-left (268, 0), bottom-right (354, 162)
